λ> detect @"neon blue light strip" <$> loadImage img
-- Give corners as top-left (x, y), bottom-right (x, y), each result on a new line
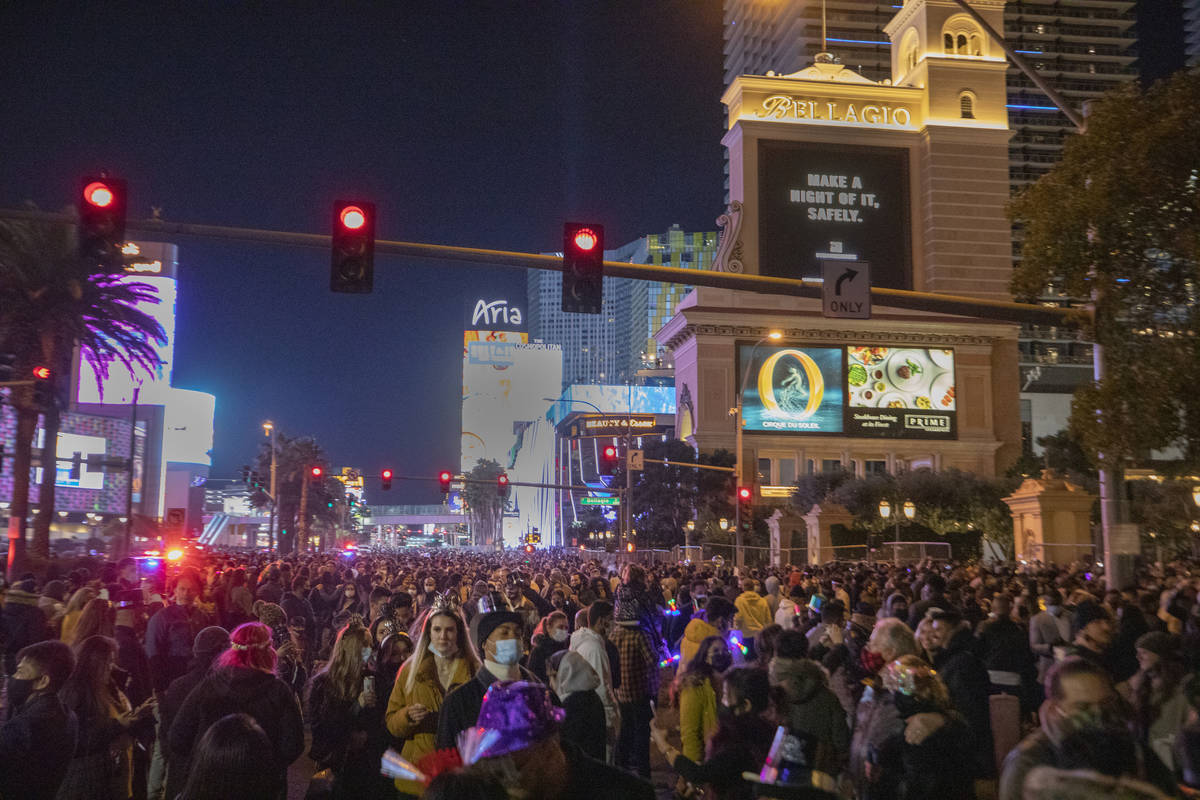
top-left (826, 37), bottom-right (890, 46)
top-left (1007, 104), bottom-right (1059, 111)
top-left (1014, 50), bottom-right (1043, 55)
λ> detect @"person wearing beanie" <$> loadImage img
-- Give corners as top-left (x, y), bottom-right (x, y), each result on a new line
top-left (1122, 631), bottom-right (1190, 771)
top-left (769, 630), bottom-right (850, 775)
top-left (37, 580), bottom-right (68, 634)
top-left (435, 599), bottom-right (537, 751)
top-left (159, 626), bottom-right (231, 800)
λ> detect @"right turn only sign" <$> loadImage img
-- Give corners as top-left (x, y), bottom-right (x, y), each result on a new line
top-left (821, 260), bottom-right (870, 319)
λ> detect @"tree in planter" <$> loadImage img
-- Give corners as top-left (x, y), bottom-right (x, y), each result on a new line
top-left (0, 214), bottom-right (165, 575)
top-left (462, 459), bottom-right (506, 548)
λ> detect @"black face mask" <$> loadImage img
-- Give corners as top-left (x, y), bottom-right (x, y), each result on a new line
top-left (6, 676), bottom-right (36, 711)
top-left (710, 650), bottom-right (733, 673)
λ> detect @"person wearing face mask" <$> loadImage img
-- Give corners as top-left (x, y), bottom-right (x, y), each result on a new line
top-left (673, 635), bottom-right (732, 763)
top-left (435, 597), bottom-right (536, 751)
top-left (768, 629), bottom-right (849, 776)
top-left (0, 640), bottom-right (78, 800)
top-left (526, 610), bottom-right (571, 684)
top-left (549, 649), bottom-right (607, 761)
top-left (679, 596), bottom-right (737, 678)
top-left (652, 667), bottom-right (777, 800)
top-left (570, 601), bottom-right (620, 761)
top-left (999, 657), bottom-right (1177, 800)
top-left (336, 581), bottom-right (363, 618)
top-left (306, 621), bottom-right (390, 799)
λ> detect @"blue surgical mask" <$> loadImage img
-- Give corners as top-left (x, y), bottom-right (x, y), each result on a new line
top-left (492, 638), bottom-right (522, 665)
top-left (362, 647), bottom-right (372, 664)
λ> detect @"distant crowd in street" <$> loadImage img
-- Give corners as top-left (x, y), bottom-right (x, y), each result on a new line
top-left (3, 546), bottom-right (1200, 799)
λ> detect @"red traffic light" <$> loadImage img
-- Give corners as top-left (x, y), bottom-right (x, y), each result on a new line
top-left (83, 181), bottom-right (115, 208)
top-left (381, 469), bottom-right (393, 479)
top-left (311, 466), bottom-right (323, 478)
top-left (738, 486), bottom-right (752, 501)
top-left (498, 474), bottom-right (509, 486)
top-left (32, 366), bottom-right (51, 380)
top-left (339, 205), bottom-right (367, 230)
top-left (438, 471), bottom-right (452, 495)
top-left (603, 446), bottom-right (617, 459)
top-left (572, 228), bottom-right (598, 251)
top-left (439, 471), bottom-right (452, 482)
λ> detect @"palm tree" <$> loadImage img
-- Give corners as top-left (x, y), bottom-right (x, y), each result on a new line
top-left (250, 434), bottom-right (333, 554)
top-left (0, 213), bottom-right (164, 576)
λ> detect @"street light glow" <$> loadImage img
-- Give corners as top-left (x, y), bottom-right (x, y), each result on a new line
top-left (768, 330), bottom-right (783, 340)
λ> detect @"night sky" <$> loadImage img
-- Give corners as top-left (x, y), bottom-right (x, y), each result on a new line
top-left (1, 2), bottom-right (1185, 504)
top-left (1, 2), bottom-right (726, 502)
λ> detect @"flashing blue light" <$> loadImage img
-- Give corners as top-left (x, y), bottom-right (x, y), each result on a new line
top-left (827, 37), bottom-right (890, 46)
top-left (144, 559), bottom-right (160, 569)
top-left (1007, 104), bottom-right (1060, 111)
top-left (1116, 277), bottom-right (1131, 284)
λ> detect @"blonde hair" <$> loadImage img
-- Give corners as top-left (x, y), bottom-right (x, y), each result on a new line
top-left (64, 587), bottom-right (96, 616)
top-left (313, 620), bottom-right (371, 703)
top-left (403, 607), bottom-right (479, 695)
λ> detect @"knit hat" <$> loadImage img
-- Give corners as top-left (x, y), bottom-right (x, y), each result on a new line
top-left (468, 602), bottom-right (523, 651)
top-left (1134, 631), bottom-right (1179, 659)
top-left (256, 602), bottom-right (287, 629)
top-left (613, 584), bottom-right (645, 626)
top-left (194, 626), bottom-right (231, 657)
top-left (1071, 601), bottom-right (1112, 638)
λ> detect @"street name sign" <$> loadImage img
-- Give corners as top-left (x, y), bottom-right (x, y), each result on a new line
top-left (580, 496), bottom-right (620, 507)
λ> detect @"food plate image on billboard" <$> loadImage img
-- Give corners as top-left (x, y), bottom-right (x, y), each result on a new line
top-left (739, 345), bottom-right (843, 433)
top-left (845, 346), bottom-right (956, 439)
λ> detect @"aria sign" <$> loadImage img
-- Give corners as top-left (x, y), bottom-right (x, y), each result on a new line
top-left (757, 95), bottom-right (913, 128)
top-left (469, 299), bottom-right (524, 330)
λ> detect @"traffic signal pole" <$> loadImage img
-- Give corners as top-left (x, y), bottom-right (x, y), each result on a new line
top-left (0, 207), bottom-right (1081, 327)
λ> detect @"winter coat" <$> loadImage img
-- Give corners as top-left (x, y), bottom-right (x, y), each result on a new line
top-left (734, 591), bottom-right (772, 639)
top-left (770, 656), bottom-right (850, 775)
top-left (307, 671), bottom-right (392, 800)
top-left (932, 626), bottom-right (994, 778)
top-left (1, 588), bottom-right (50, 674)
top-left (677, 673), bottom-right (719, 762)
top-left (435, 663), bottom-right (542, 750)
top-left (384, 653), bottom-right (472, 795)
top-left (849, 684), bottom-right (903, 793)
top-left (168, 665), bottom-right (304, 793)
top-left (526, 631), bottom-right (567, 684)
top-left (0, 692), bottom-right (78, 800)
top-left (871, 705), bottom-right (975, 800)
top-left (161, 656), bottom-right (220, 800)
top-left (555, 651), bottom-right (606, 761)
top-left (669, 713), bottom-right (776, 800)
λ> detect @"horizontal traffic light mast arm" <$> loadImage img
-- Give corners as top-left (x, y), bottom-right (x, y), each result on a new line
top-left (0, 208), bottom-right (1082, 327)
top-left (651, 459), bottom-right (737, 473)
top-left (377, 471), bottom-right (615, 494)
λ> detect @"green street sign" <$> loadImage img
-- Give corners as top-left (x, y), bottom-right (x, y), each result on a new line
top-left (580, 496), bottom-right (620, 507)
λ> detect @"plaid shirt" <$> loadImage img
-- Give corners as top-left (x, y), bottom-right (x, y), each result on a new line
top-left (611, 623), bottom-right (659, 704)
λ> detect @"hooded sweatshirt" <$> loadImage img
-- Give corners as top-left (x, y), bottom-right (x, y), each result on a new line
top-left (678, 616), bottom-right (720, 676)
top-left (775, 595), bottom-right (803, 629)
top-left (735, 590), bottom-right (772, 639)
top-left (569, 626), bottom-right (617, 728)
top-left (763, 576), bottom-right (781, 616)
top-left (770, 656), bottom-right (851, 775)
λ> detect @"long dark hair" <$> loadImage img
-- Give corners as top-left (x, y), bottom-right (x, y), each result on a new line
top-left (59, 635), bottom-right (119, 722)
top-left (177, 713), bottom-right (279, 800)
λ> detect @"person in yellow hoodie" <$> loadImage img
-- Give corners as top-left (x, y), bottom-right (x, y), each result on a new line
top-left (385, 600), bottom-right (480, 797)
top-left (677, 596), bottom-right (737, 676)
top-left (734, 579), bottom-right (773, 659)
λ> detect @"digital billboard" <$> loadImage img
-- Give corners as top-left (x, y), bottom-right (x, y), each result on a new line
top-left (739, 345), bottom-right (844, 433)
top-left (739, 344), bottom-right (956, 440)
top-left (845, 346), bottom-right (956, 439)
top-left (758, 140), bottom-right (912, 289)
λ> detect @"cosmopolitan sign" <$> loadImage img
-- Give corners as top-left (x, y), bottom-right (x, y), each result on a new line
top-left (757, 95), bottom-right (913, 127)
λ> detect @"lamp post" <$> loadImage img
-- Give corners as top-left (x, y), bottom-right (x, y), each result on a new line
top-left (686, 519), bottom-right (695, 555)
top-left (734, 330), bottom-right (782, 568)
top-left (878, 498), bottom-right (915, 561)
top-left (263, 421), bottom-right (278, 553)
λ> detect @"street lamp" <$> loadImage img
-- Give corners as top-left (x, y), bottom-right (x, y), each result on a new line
top-left (263, 421), bottom-right (278, 553)
top-left (686, 519), bottom-right (695, 553)
top-left (734, 329), bottom-right (783, 567)
top-left (719, 517), bottom-right (729, 531)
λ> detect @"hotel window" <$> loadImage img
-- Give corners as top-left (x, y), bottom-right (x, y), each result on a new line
top-left (960, 93), bottom-right (975, 119)
top-left (864, 459), bottom-right (888, 476)
top-left (820, 459), bottom-right (843, 474)
top-left (756, 458), bottom-right (772, 483)
top-left (778, 458), bottom-right (796, 486)
top-left (943, 33), bottom-right (953, 53)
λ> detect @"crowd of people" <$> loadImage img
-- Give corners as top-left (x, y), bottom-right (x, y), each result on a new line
top-left (2, 546), bottom-right (1200, 799)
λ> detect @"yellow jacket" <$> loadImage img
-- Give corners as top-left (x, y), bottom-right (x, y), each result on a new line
top-left (735, 591), bottom-right (772, 638)
top-left (678, 617), bottom-right (720, 677)
top-left (677, 678), bottom-right (718, 762)
top-left (385, 654), bottom-right (472, 793)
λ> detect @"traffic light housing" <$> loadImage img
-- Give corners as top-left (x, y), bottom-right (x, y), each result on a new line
top-left (438, 471), bottom-right (452, 496)
top-left (498, 473), bottom-right (509, 498)
top-left (310, 466), bottom-right (323, 479)
top-left (240, 465), bottom-right (251, 483)
top-left (78, 176), bottom-right (127, 265)
top-left (737, 485), bottom-right (753, 520)
top-left (562, 222), bottom-right (604, 314)
top-left (31, 366), bottom-right (54, 409)
top-left (599, 443), bottom-right (619, 476)
top-left (330, 200), bottom-right (376, 294)
top-left (381, 469), bottom-right (393, 491)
